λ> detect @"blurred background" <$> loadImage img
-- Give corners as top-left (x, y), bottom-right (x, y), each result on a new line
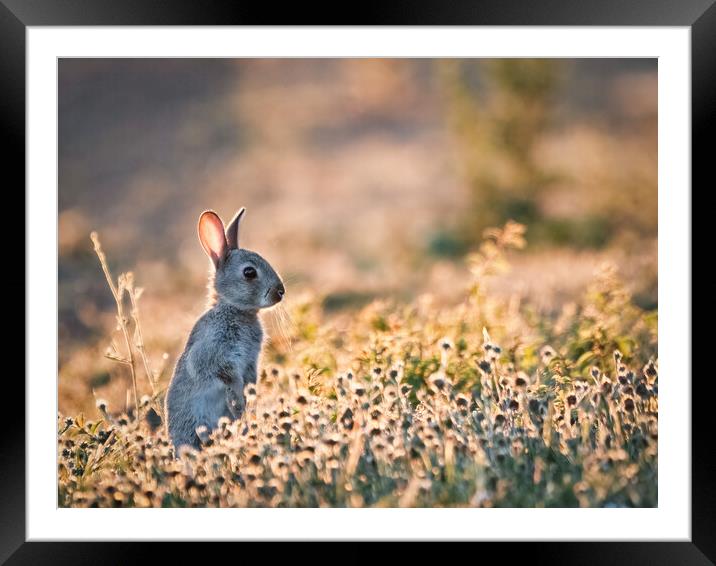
top-left (58, 58), bottom-right (657, 414)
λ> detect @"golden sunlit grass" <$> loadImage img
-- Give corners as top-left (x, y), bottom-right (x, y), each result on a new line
top-left (58, 223), bottom-right (657, 508)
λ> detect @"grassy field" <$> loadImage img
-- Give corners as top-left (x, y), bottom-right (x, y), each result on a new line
top-left (58, 222), bottom-right (658, 508)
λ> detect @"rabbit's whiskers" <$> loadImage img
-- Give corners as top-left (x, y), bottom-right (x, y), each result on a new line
top-left (272, 303), bottom-right (295, 353)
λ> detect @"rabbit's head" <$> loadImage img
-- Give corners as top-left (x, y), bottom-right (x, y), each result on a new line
top-left (198, 208), bottom-right (285, 310)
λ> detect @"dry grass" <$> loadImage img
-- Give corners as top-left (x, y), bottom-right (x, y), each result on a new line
top-left (58, 223), bottom-right (657, 508)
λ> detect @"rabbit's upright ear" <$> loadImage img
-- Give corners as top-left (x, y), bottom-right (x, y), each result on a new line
top-left (198, 211), bottom-right (228, 269)
top-left (225, 207), bottom-right (246, 250)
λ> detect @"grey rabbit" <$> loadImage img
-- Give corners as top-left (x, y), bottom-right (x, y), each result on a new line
top-left (165, 208), bottom-right (285, 453)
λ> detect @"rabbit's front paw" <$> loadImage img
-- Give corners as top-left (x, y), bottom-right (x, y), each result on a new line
top-left (226, 387), bottom-right (245, 419)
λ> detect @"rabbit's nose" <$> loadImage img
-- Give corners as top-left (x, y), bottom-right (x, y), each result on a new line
top-left (274, 284), bottom-right (285, 301)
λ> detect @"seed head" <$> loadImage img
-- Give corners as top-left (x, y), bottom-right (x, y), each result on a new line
top-left (540, 346), bottom-right (556, 364)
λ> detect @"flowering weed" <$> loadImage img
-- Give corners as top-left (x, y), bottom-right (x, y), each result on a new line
top-left (59, 223), bottom-right (657, 508)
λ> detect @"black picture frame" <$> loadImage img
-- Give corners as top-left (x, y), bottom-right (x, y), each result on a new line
top-left (4, 1), bottom-right (708, 563)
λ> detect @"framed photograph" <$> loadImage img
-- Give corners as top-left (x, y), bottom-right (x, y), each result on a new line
top-left (6, 0), bottom-right (708, 562)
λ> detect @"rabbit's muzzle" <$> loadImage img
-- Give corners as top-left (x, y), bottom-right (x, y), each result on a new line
top-left (270, 283), bottom-right (285, 304)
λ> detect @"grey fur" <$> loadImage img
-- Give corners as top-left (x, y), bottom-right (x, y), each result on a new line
top-left (165, 209), bottom-right (284, 453)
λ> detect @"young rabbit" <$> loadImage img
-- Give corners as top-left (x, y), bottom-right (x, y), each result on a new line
top-left (165, 208), bottom-right (285, 452)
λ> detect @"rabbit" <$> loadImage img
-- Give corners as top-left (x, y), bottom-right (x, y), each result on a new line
top-left (165, 207), bottom-right (285, 453)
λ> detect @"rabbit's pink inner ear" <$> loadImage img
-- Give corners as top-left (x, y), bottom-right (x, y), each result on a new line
top-left (198, 211), bottom-right (228, 269)
top-left (225, 207), bottom-right (245, 250)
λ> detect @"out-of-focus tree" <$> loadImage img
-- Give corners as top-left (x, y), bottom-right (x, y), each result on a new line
top-left (440, 59), bottom-right (563, 248)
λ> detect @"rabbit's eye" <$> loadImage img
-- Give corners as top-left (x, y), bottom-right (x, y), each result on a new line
top-left (243, 266), bottom-right (257, 280)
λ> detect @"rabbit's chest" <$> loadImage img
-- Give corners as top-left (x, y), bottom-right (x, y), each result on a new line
top-left (221, 322), bottom-right (262, 362)
top-left (226, 341), bottom-right (259, 362)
